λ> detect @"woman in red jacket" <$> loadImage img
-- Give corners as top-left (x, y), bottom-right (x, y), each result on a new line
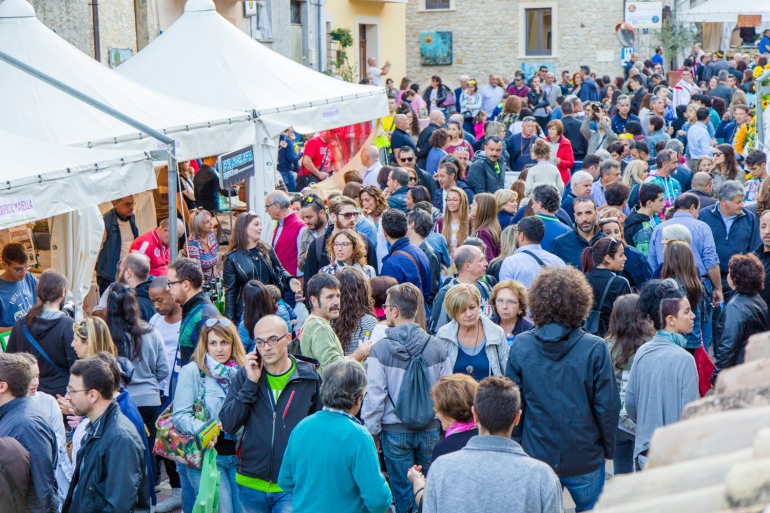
top-left (546, 119), bottom-right (575, 185)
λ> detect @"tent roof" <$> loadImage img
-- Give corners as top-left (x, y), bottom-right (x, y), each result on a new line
top-left (117, 0), bottom-right (388, 135)
top-left (0, 130), bottom-right (156, 228)
top-left (0, 0), bottom-right (256, 160)
top-left (679, 0), bottom-right (770, 23)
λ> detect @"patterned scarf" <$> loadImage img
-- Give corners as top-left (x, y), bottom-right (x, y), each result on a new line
top-left (656, 330), bottom-right (687, 349)
top-left (204, 353), bottom-right (239, 389)
top-left (445, 420), bottom-right (477, 438)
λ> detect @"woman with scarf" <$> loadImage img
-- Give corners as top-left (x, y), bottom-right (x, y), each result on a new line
top-left (625, 280), bottom-right (699, 471)
top-left (174, 317), bottom-right (246, 513)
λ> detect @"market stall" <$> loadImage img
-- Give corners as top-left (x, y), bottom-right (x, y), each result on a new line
top-left (116, 0), bottom-right (389, 219)
top-left (679, 0), bottom-right (770, 54)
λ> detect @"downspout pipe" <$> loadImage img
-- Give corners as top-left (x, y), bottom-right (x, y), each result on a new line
top-left (0, 49), bottom-right (180, 258)
top-left (92, 0), bottom-right (101, 62)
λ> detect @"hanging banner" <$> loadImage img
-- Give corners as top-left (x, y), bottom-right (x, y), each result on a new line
top-left (218, 146), bottom-right (256, 188)
top-left (624, 2), bottom-right (663, 29)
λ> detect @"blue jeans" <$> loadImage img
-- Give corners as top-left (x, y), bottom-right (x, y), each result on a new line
top-left (686, 277), bottom-right (714, 351)
top-left (613, 429), bottom-right (635, 475)
top-left (380, 428), bottom-right (439, 513)
top-left (560, 465), bottom-right (605, 512)
top-left (278, 169), bottom-right (296, 192)
top-left (239, 486), bottom-right (293, 513)
top-left (177, 455), bottom-right (241, 513)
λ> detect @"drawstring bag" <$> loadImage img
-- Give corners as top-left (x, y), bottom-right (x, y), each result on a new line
top-left (193, 448), bottom-right (220, 513)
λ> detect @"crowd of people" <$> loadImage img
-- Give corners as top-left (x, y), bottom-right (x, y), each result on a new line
top-left (1, 41), bottom-right (770, 513)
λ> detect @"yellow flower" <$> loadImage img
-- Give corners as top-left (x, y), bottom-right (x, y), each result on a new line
top-left (754, 66), bottom-right (764, 78)
top-left (746, 173), bottom-right (754, 180)
top-left (765, 64), bottom-right (770, 70)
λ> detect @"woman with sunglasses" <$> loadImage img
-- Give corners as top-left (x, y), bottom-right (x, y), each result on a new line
top-left (223, 212), bottom-right (301, 322)
top-left (320, 229), bottom-right (376, 280)
top-left (174, 317), bottom-right (246, 513)
top-left (185, 208), bottom-right (219, 283)
top-left (710, 144), bottom-right (745, 197)
top-left (105, 284), bottom-right (169, 477)
top-left (459, 79), bottom-right (482, 133)
top-left (582, 237), bottom-right (632, 337)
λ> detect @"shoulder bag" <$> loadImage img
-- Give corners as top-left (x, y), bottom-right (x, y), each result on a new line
top-left (21, 322), bottom-right (68, 374)
top-left (584, 275), bottom-right (616, 335)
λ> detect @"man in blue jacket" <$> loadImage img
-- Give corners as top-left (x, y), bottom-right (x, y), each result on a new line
top-left (386, 168), bottom-right (411, 212)
top-left (380, 209), bottom-right (431, 304)
top-left (699, 180), bottom-right (761, 292)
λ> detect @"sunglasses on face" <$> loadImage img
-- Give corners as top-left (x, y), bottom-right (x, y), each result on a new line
top-left (400, 157), bottom-right (415, 162)
top-left (338, 211), bottom-right (360, 220)
top-left (713, 152), bottom-right (723, 157)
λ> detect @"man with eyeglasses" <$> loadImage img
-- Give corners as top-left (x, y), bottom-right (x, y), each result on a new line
top-left (166, 258), bottom-right (220, 368)
top-left (266, 190), bottom-right (306, 278)
top-left (610, 95), bottom-right (640, 135)
top-left (62, 357), bottom-right (150, 513)
top-left (0, 242), bottom-right (37, 334)
top-left (506, 71), bottom-right (530, 99)
top-left (0, 353), bottom-right (58, 512)
top-left (396, 146), bottom-right (438, 197)
top-left (95, 195), bottom-right (138, 295)
top-left (220, 315), bottom-right (321, 513)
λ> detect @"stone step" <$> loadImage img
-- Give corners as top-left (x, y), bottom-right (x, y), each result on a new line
top-left (681, 386), bottom-right (770, 421)
top-left (745, 331), bottom-right (770, 362)
top-left (715, 358), bottom-right (770, 395)
top-left (593, 484), bottom-right (725, 513)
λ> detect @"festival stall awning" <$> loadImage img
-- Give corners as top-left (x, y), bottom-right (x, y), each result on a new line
top-left (116, 0), bottom-right (389, 136)
top-left (0, 130), bottom-right (156, 229)
top-left (0, 0), bottom-right (256, 160)
top-left (679, 0), bottom-right (770, 23)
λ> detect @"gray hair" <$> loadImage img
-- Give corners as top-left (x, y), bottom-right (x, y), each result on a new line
top-left (572, 170), bottom-right (593, 185)
top-left (718, 180), bottom-right (745, 202)
top-left (594, 149), bottom-right (611, 160)
top-left (454, 245), bottom-right (482, 271)
top-left (664, 139), bottom-right (684, 156)
top-left (717, 70), bottom-right (729, 81)
top-left (600, 159), bottom-right (621, 177)
top-left (319, 360), bottom-right (367, 410)
top-left (662, 224), bottom-right (692, 244)
top-left (266, 190), bottom-right (291, 209)
top-left (190, 209), bottom-right (212, 237)
top-left (649, 96), bottom-right (663, 107)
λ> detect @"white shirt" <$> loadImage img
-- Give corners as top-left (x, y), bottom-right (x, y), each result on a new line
top-left (118, 218), bottom-right (135, 260)
top-left (367, 66), bottom-right (384, 86)
top-left (149, 313), bottom-right (181, 395)
top-left (363, 161), bottom-right (383, 187)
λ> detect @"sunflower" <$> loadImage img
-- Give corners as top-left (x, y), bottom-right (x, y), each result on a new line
top-left (734, 123), bottom-right (750, 154)
top-left (754, 66), bottom-right (764, 79)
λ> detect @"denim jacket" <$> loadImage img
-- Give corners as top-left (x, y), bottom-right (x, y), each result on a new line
top-left (96, 208), bottom-right (138, 280)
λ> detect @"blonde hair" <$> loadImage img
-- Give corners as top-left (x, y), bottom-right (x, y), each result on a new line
top-left (192, 318), bottom-right (246, 375)
top-left (327, 229), bottom-right (367, 266)
top-left (444, 283), bottom-right (481, 321)
top-left (73, 317), bottom-right (118, 356)
top-left (490, 279), bottom-right (528, 318)
top-left (622, 160), bottom-right (649, 187)
top-left (531, 138), bottom-right (552, 161)
top-left (494, 189), bottom-right (518, 211)
top-left (443, 187), bottom-right (470, 249)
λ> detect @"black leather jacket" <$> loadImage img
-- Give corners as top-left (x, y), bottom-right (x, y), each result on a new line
top-left (62, 401), bottom-right (150, 513)
top-left (713, 292), bottom-right (770, 383)
top-left (223, 245), bottom-right (294, 321)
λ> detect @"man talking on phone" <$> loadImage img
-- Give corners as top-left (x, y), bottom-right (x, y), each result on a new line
top-left (220, 315), bottom-right (322, 513)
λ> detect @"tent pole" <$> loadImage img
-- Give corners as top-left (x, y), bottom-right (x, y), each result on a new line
top-left (167, 143), bottom-right (180, 260)
top-left (0, 49), bottom-right (179, 257)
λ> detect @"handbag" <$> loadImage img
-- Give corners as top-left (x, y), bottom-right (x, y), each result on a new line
top-left (584, 276), bottom-right (616, 335)
top-left (153, 370), bottom-right (209, 468)
top-left (694, 345), bottom-right (715, 397)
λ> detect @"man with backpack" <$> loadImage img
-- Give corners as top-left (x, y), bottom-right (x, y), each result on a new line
top-left (362, 283), bottom-right (451, 513)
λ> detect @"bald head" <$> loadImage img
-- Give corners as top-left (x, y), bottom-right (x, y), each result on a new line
top-left (691, 171), bottom-right (713, 192)
top-left (254, 314), bottom-right (288, 338)
top-left (361, 144), bottom-right (379, 167)
top-left (395, 114), bottom-right (408, 130)
top-left (429, 109), bottom-right (446, 126)
top-left (449, 113), bottom-right (465, 126)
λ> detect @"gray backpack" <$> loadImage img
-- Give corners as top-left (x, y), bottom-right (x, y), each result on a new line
top-left (392, 339), bottom-right (436, 431)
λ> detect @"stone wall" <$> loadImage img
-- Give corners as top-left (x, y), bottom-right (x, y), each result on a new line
top-left (405, 0), bottom-right (627, 88)
top-left (30, 0), bottom-right (137, 65)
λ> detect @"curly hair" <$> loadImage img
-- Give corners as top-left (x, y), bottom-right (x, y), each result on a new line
top-left (529, 267), bottom-right (593, 328)
top-left (359, 186), bottom-right (388, 219)
top-left (331, 268), bottom-right (375, 353)
top-left (327, 229), bottom-right (367, 267)
top-left (490, 279), bottom-right (528, 318)
top-left (729, 253), bottom-right (765, 295)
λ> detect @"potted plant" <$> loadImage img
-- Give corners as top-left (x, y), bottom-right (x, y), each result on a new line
top-left (329, 27), bottom-right (353, 48)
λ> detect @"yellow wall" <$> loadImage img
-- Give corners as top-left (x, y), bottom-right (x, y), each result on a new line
top-left (324, 0), bottom-right (406, 85)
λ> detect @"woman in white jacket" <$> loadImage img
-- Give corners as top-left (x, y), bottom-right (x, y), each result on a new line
top-left (436, 283), bottom-right (509, 380)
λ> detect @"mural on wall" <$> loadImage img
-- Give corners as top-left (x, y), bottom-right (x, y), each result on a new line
top-left (420, 31), bottom-right (452, 66)
top-left (521, 61), bottom-right (555, 78)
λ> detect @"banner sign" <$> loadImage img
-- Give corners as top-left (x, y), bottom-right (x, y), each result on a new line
top-left (0, 197), bottom-right (37, 229)
top-left (625, 2), bottom-right (662, 29)
top-left (218, 146), bottom-right (256, 188)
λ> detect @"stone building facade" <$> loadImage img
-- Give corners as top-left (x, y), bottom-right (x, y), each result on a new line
top-left (405, 0), bottom-right (627, 87)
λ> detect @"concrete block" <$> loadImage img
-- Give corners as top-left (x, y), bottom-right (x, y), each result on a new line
top-left (745, 332), bottom-right (770, 362)
top-left (594, 484), bottom-right (725, 513)
top-left (715, 359), bottom-right (770, 395)
top-left (681, 386), bottom-right (770, 420)
top-left (753, 429), bottom-right (770, 459)
top-left (646, 407), bottom-right (770, 469)
top-left (723, 458), bottom-right (770, 509)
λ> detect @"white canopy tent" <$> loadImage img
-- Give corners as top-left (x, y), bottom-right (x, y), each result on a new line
top-left (679, 0), bottom-right (770, 23)
top-left (0, 130), bottom-right (157, 315)
top-left (0, 0), bottom-right (256, 159)
top-left (116, 0), bottom-right (389, 217)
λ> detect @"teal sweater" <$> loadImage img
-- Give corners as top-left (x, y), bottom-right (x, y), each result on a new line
top-left (278, 410), bottom-right (392, 513)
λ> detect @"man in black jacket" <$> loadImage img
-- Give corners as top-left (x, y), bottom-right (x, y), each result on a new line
top-left (415, 110), bottom-right (445, 170)
top-left (220, 315), bottom-right (321, 512)
top-left (466, 136), bottom-right (507, 194)
top-left (561, 101), bottom-right (587, 164)
top-left (505, 266), bottom-right (619, 513)
top-left (0, 354), bottom-right (57, 513)
top-left (63, 357), bottom-right (150, 513)
top-left (193, 156), bottom-right (238, 213)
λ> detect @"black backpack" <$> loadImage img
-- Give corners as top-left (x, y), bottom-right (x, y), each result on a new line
top-left (391, 339), bottom-right (436, 431)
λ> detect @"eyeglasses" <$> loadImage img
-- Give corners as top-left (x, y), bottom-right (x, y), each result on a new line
top-left (333, 241), bottom-right (352, 249)
top-left (205, 318), bottom-right (232, 328)
top-left (166, 279), bottom-right (184, 288)
top-left (8, 264), bottom-right (30, 273)
top-left (408, 176), bottom-right (418, 182)
top-left (400, 157), bottom-right (415, 162)
top-left (66, 387), bottom-right (89, 395)
top-left (495, 299), bottom-right (520, 307)
top-left (265, 202), bottom-right (277, 209)
top-left (254, 332), bottom-right (290, 348)
top-left (339, 212), bottom-right (360, 220)
top-left (713, 152), bottom-right (723, 157)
